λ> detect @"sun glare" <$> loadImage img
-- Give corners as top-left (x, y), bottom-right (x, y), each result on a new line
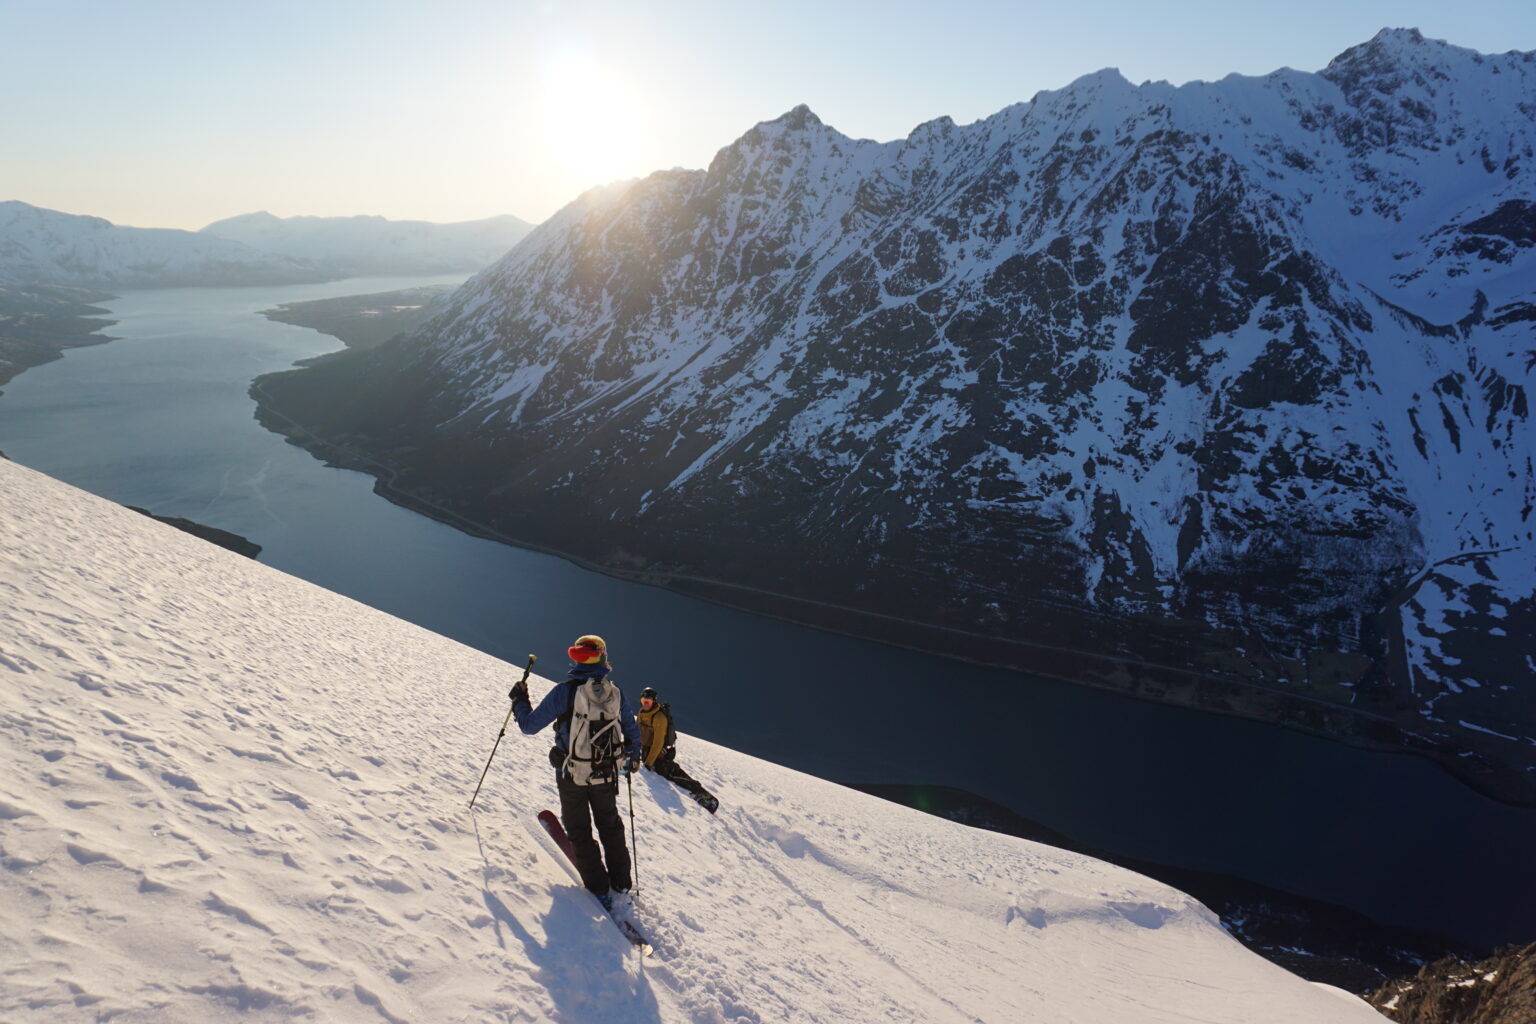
top-left (535, 52), bottom-right (648, 190)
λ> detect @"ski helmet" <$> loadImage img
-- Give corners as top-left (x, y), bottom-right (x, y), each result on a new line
top-left (568, 634), bottom-right (607, 665)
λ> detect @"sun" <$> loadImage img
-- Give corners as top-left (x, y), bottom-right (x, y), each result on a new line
top-left (535, 52), bottom-right (648, 189)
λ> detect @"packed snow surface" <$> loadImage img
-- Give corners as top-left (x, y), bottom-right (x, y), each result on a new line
top-left (0, 459), bottom-right (1381, 1022)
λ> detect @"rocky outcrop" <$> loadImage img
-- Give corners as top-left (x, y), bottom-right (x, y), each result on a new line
top-left (1369, 943), bottom-right (1536, 1023)
top-left (126, 508), bottom-right (261, 559)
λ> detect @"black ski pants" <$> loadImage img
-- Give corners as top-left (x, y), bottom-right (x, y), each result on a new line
top-left (557, 771), bottom-right (631, 896)
top-left (651, 750), bottom-right (710, 799)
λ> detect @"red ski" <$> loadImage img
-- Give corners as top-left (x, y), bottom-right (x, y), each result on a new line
top-left (536, 810), bottom-right (654, 956)
top-left (536, 809), bottom-right (577, 860)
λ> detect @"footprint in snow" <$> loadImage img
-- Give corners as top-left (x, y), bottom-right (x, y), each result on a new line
top-left (204, 892), bottom-right (273, 933)
top-left (73, 671), bottom-right (109, 692)
top-left (1110, 901), bottom-right (1174, 929)
top-left (103, 764), bottom-right (144, 786)
top-left (1005, 906), bottom-right (1048, 929)
top-left (0, 798), bottom-right (35, 819)
top-left (0, 648), bottom-right (39, 673)
top-left (66, 843), bottom-right (124, 867)
top-left (160, 771), bottom-right (203, 792)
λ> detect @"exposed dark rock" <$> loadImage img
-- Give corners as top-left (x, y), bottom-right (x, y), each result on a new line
top-left (126, 507), bottom-right (261, 559)
top-left (1369, 942), bottom-right (1536, 1023)
top-left (1462, 200), bottom-right (1536, 247)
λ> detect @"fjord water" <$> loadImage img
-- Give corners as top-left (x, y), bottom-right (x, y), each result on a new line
top-left (1, 280), bottom-right (1531, 947)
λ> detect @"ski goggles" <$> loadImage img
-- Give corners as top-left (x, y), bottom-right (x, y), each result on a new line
top-left (568, 643), bottom-right (605, 664)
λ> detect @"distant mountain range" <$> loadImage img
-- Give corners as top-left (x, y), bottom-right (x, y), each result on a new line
top-left (0, 202), bottom-right (533, 289)
top-left (201, 211), bottom-right (533, 277)
top-left (0, 201), bottom-right (321, 288)
top-left (260, 28), bottom-right (1531, 802)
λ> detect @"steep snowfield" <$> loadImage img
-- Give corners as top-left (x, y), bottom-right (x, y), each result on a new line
top-left (0, 458), bottom-right (1382, 1023)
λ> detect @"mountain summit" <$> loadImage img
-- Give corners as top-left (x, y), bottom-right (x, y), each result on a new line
top-left (255, 31), bottom-right (1536, 800)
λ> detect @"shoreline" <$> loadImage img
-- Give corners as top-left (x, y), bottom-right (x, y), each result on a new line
top-left (257, 284), bottom-right (456, 353)
top-left (248, 379), bottom-right (1536, 809)
top-left (0, 284), bottom-right (119, 390)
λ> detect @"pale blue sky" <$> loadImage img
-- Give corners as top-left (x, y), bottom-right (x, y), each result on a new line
top-left (3, 0), bottom-right (1531, 230)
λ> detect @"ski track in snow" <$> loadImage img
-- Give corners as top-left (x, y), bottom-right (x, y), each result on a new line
top-left (0, 458), bottom-right (1383, 1022)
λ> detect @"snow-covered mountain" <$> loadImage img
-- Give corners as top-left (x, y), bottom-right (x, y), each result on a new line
top-left (253, 29), bottom-right (1536, 800)
top-left (201, 210), bottom-right (534, 276)
top-left (0, 457), bottom-right (1384, 1022)
top-left (0, 201), bottom-right (328, 288)
top-left (0, 203), bottom-right (531, 289)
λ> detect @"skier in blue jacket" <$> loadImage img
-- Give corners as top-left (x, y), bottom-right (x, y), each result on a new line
top-left (511, 634), bottom-right (642, 910)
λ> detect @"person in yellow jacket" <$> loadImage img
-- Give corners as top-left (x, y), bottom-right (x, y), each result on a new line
top-left (636, 687), bottom-right (719, 814)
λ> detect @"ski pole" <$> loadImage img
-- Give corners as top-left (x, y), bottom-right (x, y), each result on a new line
top-left (468, 654), bottom-right (536, 810)
top-left (626, 768), bottom-right (640, 899)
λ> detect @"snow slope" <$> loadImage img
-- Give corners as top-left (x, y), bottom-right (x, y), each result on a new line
top-left (0, 458), bottom-right (1382, 1023)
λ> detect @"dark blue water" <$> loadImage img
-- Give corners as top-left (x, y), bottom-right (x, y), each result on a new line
top-left (2, 280), bottom-right (1532, 947)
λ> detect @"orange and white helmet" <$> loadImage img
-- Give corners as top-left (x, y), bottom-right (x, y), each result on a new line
top-left (568, 634), bottom-right (607, 665)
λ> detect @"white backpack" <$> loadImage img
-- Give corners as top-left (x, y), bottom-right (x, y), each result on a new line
top-left (563, 677), bottom-right (623, 786)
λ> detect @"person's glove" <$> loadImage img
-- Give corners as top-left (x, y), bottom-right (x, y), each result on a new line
top-left (621, 756), bottom-right (640, 777)
top-left (509, 680), bottom-right (529, 703)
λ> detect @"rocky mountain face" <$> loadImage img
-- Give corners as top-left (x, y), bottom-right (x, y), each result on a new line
top-left (0, 201), bottom-right (326, 288)
top-left (255, 29), bottom-right (1536, 800)
top-left (200, 211), bottom-right (533, 276)
top-left (1369, 942), bottom-right (1536, 1023)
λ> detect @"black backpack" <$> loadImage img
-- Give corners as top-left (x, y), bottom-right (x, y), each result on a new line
top-left (658, 701), bottom-right (678, 750)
